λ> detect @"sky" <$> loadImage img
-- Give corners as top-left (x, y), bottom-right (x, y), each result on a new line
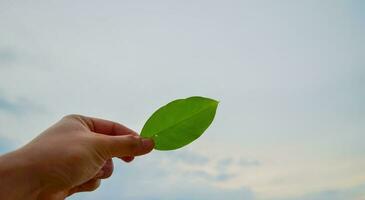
top-left (0, 0), bottom-right (364, 199)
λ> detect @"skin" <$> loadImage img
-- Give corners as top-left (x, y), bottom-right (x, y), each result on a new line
top-left (0, 114), bottom-right (154, 200)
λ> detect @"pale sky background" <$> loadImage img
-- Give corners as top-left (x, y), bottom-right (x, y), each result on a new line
top-left (0, 0), bottom-right (364, 199)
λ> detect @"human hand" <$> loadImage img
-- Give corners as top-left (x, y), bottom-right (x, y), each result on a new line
top-left (0, 114), bottom-right (154, 200)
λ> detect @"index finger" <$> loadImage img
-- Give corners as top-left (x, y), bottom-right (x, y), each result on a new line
top-left (79, 115), bottom-right (138, 136)
top-left (70, 115), bottom-right (139, 162)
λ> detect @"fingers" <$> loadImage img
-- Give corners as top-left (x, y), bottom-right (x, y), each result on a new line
top-left (79, 178), bottom-right (101, 192)
top-left (95, 159), bottom-right (114, 179)
top-left (93, 134), bottom-right (154, 158)
top-left (71, 115), bottom-right (138, 162)
top-left (64, 115), bottom-right (154, 158)
top-left (120, 156), bottom-right (134, 163)
top-left (75, 115), bottom-right (138, 136)
top-left (68, 178), bottom-right (101, 196)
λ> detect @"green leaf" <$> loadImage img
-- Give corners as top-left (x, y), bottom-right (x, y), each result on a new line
top-left (141, 96), bottom-right (219, 151)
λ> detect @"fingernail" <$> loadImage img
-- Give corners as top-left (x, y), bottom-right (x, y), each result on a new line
top-left (141, 138), bottom-right (154, 149)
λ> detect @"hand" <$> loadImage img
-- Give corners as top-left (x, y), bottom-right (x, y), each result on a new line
top-left (0, 114), bottom-right (154, 200)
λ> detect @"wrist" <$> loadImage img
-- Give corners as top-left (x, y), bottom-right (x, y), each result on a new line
top-left (0, 150), bottom-right (42, 200)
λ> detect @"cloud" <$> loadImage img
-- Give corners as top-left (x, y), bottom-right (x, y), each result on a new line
top-left (0, 94), bottom-right (45, 115)
top-left (216, 157), bottom-right (234, 171)
top-left (0, 48), bottom-right (17, 64)
top-left (155, 151), bottom-right (254, 183)
top-left (239, 158), bottom-right (261, 167)
top-left (295, 190), bottom-right (347, 200)
top-left (67, 150), bottom-right (258, 200)
top-left (0, 96), bottom-right (20, 113)
top-left (277, 183), bottom-right (365, 200)
top-left (162, 186), bottom-right (255, 200)
top-left (155, 152), bottom-right (262, 184)
top-left (159, 150), bottom-right (210, 165)
top-left (184, 169), bottom-right (236, 182)
top-left (148, 151), bottom-right (237, 182)
top-left (214, 172), bottom-right (236, 182)
top-left (215, 157), bottom-right (261, 170)
top-left (69, 156), bottom-right (255, 200)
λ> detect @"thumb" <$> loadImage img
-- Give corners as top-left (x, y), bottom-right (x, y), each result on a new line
top-left (93, 134), bottom-right (154, 158)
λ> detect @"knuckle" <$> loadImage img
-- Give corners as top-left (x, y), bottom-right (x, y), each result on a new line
top-left (63, 114), bottom-right (94, 130)
top-left (124, 128), bottom-right (138, 136)
top-left (63, 114), bottom-right (82, 120)
top-left (123, 135), bottom-right (142, 149)
top-left (102, 171), bottom-right (113, 179)
top-left (92, 136), bottom-right (113, 159)
top-left (87, 179), bottom-right (101, 191)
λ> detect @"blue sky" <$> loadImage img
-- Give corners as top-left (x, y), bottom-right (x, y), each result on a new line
top-left (0, 0), bottom-right (364, 199)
